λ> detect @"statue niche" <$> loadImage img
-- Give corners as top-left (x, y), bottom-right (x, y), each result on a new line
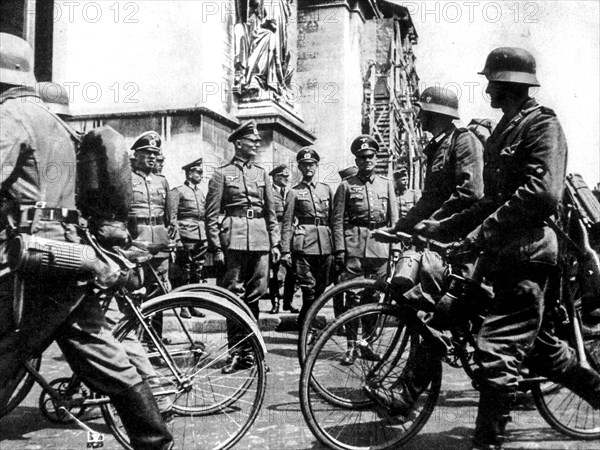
top-left (233, 0), bottom-right (294, 101)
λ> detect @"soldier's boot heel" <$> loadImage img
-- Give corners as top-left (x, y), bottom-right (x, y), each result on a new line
top-left (269, 299), bottom-right (280, 314)
top-left (110, 381), bottom-right (174, 450)
top-left (472, 388), bottom-right (511, 450)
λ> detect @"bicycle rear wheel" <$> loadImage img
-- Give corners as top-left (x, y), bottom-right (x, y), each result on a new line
top-left (300, 303), bottom-right (441, 450)
top-left (298, 278), bottom-right (393, 365)
top-left (104, 293), bottom-right (267, 450)
top-left (0, 356), bottom-right (41, 418)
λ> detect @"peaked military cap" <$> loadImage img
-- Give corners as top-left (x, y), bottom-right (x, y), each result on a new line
top-left (350, 135), bottom-right (379, 156)
top-left (182, 157), bottom-right (203, 172)
top-left (297, 147), bottom-right (320, 163)
top-left (131, 131), bottom-right (162, 153)
top-left (156, 153), bottom-right (165, 161)
top-left (338, 166), bottom-right (358, 179)
top-left (393, 166), bottom-right (408, 177)
top-left (228, 120), bottom-right (261, 142)
top-left (269, 164), bottom-right (290, 177)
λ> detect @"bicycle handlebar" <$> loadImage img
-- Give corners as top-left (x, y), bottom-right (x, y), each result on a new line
top-left (374, 230), bottom-right (463, 255)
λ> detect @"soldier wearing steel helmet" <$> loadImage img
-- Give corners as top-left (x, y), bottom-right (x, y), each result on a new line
top-left (332, 135), bottom-right (399, 365)
top-left (393, 165), bottom-right (421, 219)
top-left (281, 148), bottom-right (334, 327)
top-left (365, 86), bottom-right (484, 416)
top-left (0, 33), bottom-right (173, 449)
top-left (376, 47), bottom-right (600, 449)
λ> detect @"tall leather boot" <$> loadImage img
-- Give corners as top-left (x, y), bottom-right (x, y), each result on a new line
top-left (269, 298), bottom-right (280, 314)
top-left (110, 381), bottom-right (174, 450)
top-left (363, 337), bottom-right (436, 415)
top-left (554, 363), bottom-right (600, 409)
top-left (472, 388), bottom-right (511, 450)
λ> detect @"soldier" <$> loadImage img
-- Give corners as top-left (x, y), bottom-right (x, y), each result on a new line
top-left (169, 158), bottom-right (207, 319)
top-left (281, 148), bottom-right (333, 327)
top-left (154, 152), bottom-right (165, 176)
top-left (129, 131), bottom-right (172, 289)
top-left (37, 81), bottom-right (72, 120)
top-left (332, 135), bottom-right (399, 365)
top-left (0, 33), bottom-right (173, 449)
top-left (381, 48), bottom-right (600, 449)
top-left (393, 165), bottom-right (421, 219)
top-left (205, 120), bottom-right (280, 373)
top-left (268, 164), bottom-right (298, 314)
top-left (365, 85), bottom-right (485, 423)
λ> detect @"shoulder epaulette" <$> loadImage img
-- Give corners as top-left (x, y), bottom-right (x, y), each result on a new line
top-left (455, 127), bottom-right (469, 134)
top-left (539, 106), bottom-right (556, 116)
top-left (254, 163), bottom-right (266, 171)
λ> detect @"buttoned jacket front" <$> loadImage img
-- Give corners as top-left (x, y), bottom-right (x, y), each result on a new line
top-left (332, 173), bottom-right (398, 259)
top-left (281, 180), bottom-right (333, 255)
top-left (205, 157), bottom-right (280, 252)
top-left (129, 170), bottom-right (170, 247)
top-left (169, 181), bottom-right (206, 242)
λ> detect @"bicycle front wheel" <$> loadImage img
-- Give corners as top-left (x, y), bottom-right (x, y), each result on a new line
top-left (300, 303), bottom-right (441, 450)
top-left (104, 293), bottom-right (267, 450)
top-left (299, 278), bottom-right (393, 365)
top-left (0, 356), bottom-right (41, 418)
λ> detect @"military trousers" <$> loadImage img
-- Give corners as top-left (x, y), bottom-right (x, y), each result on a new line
top-left (268, 259), bottom-right (296, 305)
top-left (295, 254), bottom-right (333, 326)
top-left (338, 257), bottom-right (388, 344)
top-left (0, 278), bottom-right (142, 401)
top-left (173, 240), bottom-right (207, 288)
top-left (219, 250), bottom-right (269, 353)
top-left (475, 265), bottom-right (575, 392)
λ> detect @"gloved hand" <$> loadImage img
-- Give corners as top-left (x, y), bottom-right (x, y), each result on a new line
top-left (213, 249), bottom-right (225, 268)
top-left (414, 220), bottom-right (441, 238)
top-left (271, 246), bottom-right (281, 264)
top-left (281, 253), bottom-right (292, 268)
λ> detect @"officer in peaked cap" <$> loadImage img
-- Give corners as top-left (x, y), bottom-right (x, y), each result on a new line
top-left (129, 131), bottom-right (172, 334)
top-left (331, 135), bottom-right (398, 365)
top-left (205, 119), bottom-right (280, 373)
top-left (281, 147), bottom-right (333, 328)
top-left (0, 33), bottom-right (173, 447)
top-left (227, 119), bottom-right (261, 142)
top-left (266, 163), bottom-right (297, 314)
top-left (169, 157), bottom-right (207, 319)
top-left (338, 166), bottom-right (358, 180)
top-left (393, 165), bottom-right (421, 219)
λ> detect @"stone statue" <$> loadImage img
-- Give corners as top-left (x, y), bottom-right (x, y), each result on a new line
top-left (233, 0), bottom-right (294, 100)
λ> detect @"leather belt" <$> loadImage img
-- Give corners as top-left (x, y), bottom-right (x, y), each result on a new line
top-left (348, 220), bottom-right (387, 230)
top-left (225, 208), bottom-right (265, 219)
top-left (20, 205), bottom-right (79, 224)
top-left (297, 217), bottom-right (327, 226)
top-left (132, 216), bottom-right (163, 226)
top-left (179, 215), bottom-right (204, 220)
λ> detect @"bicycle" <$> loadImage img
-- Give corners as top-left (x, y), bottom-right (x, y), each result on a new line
top-left (299, 231), bottom-right (600, 449)
top-left (0, 245), bottom-right (268, 450)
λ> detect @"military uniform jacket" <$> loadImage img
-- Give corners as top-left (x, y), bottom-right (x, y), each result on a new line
top-left (129, 170), bottom-right (171, 247)
top-left (398, 189), bottom-right (421, 219)
top-left (332, 173), bottom-right (398, 259)
top-left (272, 185), bottom-right (288, 222)
top-left (398, 126), bottom-right (484, 234)
top-left (439, 98), bottom-right (567, 266)
top-left (205, 157), bottom-right (280, 252)
top-left (281, 180), bottom-right (333, 255)
top-left (1, 87), bottom-right (79, 243)
top-left (169, 181), bottom-right (206, 242)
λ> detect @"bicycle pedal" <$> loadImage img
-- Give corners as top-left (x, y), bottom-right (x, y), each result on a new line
top-left (87, 431), bottom-right (104, 448)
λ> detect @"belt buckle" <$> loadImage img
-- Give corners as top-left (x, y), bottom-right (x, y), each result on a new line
top-left (314, 217), bottom-right (321, 226)
top-left (246, 209), bottom-right (254, 219)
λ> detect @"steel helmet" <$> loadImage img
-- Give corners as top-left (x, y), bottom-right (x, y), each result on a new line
top-left (0, 33), bottom-right (36, 87)
top-left (478, 47), bottom-right (539, 86)
top-left (415, 86), bottom-right (460, 119)
top-left (37, 82), bottom-right (72, 117)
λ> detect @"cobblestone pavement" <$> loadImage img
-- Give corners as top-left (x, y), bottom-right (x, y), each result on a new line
top-left (1, 299), bottom-right (598, 449)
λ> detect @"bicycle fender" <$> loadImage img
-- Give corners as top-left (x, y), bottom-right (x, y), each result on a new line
top-left (142, 292), bottom-right (267, 355)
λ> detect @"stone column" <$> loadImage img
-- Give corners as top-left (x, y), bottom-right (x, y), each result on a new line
top-left (296, 0), bottom-right (378, 183)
